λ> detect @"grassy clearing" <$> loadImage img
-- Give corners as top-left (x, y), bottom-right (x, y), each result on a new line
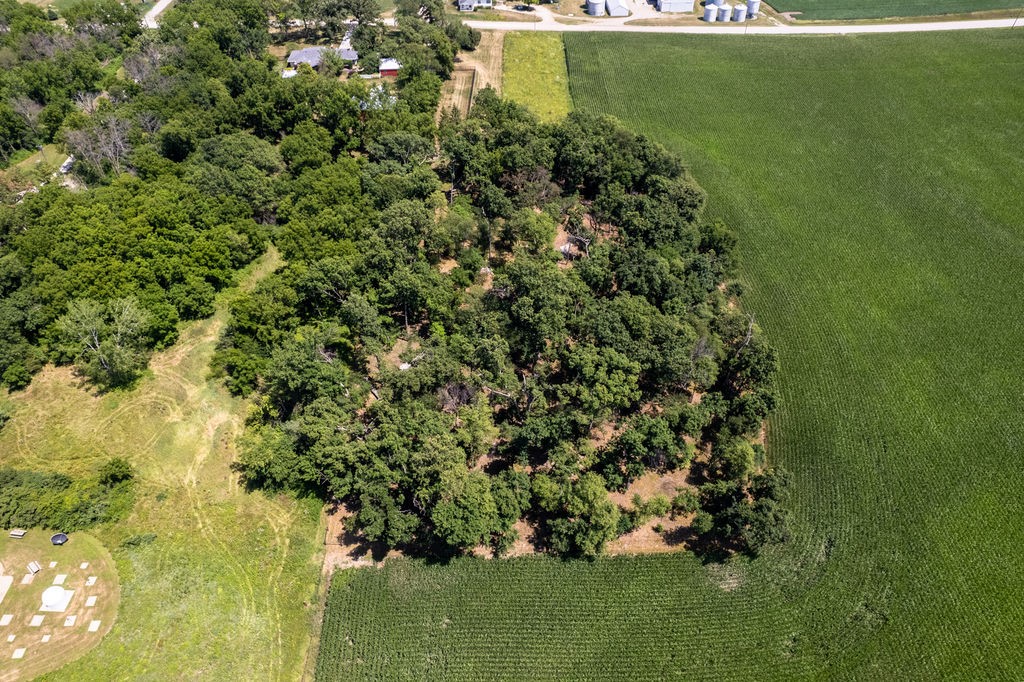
top-left (502, 32), bottom-right (571, 123)
top-left (0, 532), bottom-right (118, 682)
top-left (0, 247), bottom-right (324, 681)
top-left (769, 0), bottom-right (1024, 19)
top-left (0, 144), bottom-right (64, 186)
top-left (321, 31), bottom-right (1024, 679)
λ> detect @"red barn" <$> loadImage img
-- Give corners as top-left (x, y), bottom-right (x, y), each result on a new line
top-left (379, 58), bottom-right (402, 77)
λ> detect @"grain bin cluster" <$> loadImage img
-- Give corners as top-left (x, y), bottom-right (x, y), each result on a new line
top-left (703, 0), bottom-right (760, 21)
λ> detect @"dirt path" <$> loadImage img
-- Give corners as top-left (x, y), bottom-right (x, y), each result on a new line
top-left (439, 31), bottom-right (506, 118)
top-left (142, 0), bottom-right (175, 28)
top-left (465, 31), bottom-right (505, 94)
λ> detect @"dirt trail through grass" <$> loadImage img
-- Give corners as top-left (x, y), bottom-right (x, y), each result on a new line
top-left (0, 247), bottom-right (323, 681)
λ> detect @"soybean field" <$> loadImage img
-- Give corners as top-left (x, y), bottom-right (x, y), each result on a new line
top-left (767, 0), bottom-right (1024, 20)
top-left (317, 31), bottom-right (1024, 679)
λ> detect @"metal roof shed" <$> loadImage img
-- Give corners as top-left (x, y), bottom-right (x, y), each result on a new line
top-left (606, 0), bottom-right (629, 15)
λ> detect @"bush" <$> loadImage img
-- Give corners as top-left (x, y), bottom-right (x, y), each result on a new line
top-left (0, 465), bottom-right (135, 531)
top-left (98, 457), bottom-right (134, 487)
top-left (671, 488), bottom-right (699, 516)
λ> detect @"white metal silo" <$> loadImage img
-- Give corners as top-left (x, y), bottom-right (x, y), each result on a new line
top-left (733, 4), bottom-right (747, 20)
top-left (703, 3), bottom-right (718, 20)
top-left (587, 0), bottom-right (605, 14)
top-left (746, 0), bottom-right (761, 15)
top-left (718, 3), bottom-right (732, 20)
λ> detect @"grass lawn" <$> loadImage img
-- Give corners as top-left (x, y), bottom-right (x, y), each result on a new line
top-left (318, 30), bottom-right (1024, 679)
top-left (502, 32), bottom-right (571, 123)
top-left (0, 144), bottom-right (64, 182)
top-left (768, 0), bottom-right (1024, 19)
top-left (0, 248), bottom-right (324, 681)
top-left (0, 532), bottom-right (118, 682)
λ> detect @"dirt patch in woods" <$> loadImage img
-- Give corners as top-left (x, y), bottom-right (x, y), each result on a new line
top-left (438, 258), bottom-right (459, 274)
top-left (470, 518), bottom-right (542, 559)
top-left (607, 515), bottom-right (692, 555)
top-left (381, 337), bottom-right (421, 371)
top-left (322, 503), bottom-right (403, 573)
top-left (606, 469), bottom-right (697, 555)
top-left (607, 469), bottom-right (692, 507)
top-left (587, 420), bottom-right (623, 451)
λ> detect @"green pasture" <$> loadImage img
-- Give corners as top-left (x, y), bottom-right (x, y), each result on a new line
top-left (318, 30), bottom-right (1024, 679)
top-left (769, 0), bottom-right (1024, 19)
top-left (0, 249), bottom-right (324, 681)
top-left (503, 32), bottom-right (572, 123)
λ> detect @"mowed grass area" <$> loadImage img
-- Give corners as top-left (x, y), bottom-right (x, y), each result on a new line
top-left (502, 32), bottom-right (571, 123)
top-left (771, 0), bottom-right (1023, 20)
top-left (319, 31), bottom-right (1024, 679)
top-left (0, 533), bottom-right (118, 682)
top-left (0, 248), bottom-right (324, 681)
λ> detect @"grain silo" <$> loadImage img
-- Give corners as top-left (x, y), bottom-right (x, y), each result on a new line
top-left (746, 0), bottom-right (761, 15)
top-left (587, 0), bottom-right (605, 14)
top-left (733, 4), bottom-right (747, 19)
top-left (703, 3), bottom-right (718, 20)
top-left (718, 3), bottom-right (732, 20)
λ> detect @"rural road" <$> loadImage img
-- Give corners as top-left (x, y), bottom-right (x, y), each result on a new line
top-left (142, 0), bottom-right (176, 28)
top-left (467, 4), bottom-right (1022, 33)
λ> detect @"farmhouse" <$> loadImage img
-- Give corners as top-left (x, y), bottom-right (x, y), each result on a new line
top-left (606, 0), bottom-right (629, 16)
top-left (379, 58), bottom-right (402, 77)
top-left (657, 0), bottom-right (694, 10)
top-left (286, 45), bottom-right (359, 69)
top-left (459, 0), bottom-right (493, 10)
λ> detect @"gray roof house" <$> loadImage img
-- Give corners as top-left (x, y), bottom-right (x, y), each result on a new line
top-left (286, 45), bottom-right (359, 69)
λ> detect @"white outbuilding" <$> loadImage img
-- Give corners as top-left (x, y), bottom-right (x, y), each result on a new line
top-left (606, 0), bottom-right (629, 16)
top-left (658, 0), bottom-right (695, 11)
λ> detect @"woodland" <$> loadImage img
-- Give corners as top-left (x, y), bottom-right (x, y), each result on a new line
top-left (0, 0), bottom-right (785, 558)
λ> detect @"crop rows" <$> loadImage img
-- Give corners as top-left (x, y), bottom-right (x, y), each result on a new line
top-left (564, 31), bottom-right (1024, 678)
top-left (316, 31), bottom-right (1024, 680)
top-left (764, 0), bottom-right (1024, 21)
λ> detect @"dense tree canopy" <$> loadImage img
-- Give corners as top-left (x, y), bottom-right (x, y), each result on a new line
top-left (0, 0), bottom-right (782, 558)
top-left (213, 86), bottom-right (785, 558)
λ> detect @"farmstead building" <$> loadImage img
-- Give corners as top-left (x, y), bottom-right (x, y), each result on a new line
top-left (379, 58), bottom-right (402, 77)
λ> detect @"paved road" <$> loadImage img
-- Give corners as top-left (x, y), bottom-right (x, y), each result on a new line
top-left (142, 0), bottom-right (175, 28)
top-left (467, 4), bottom-right (1021, 33)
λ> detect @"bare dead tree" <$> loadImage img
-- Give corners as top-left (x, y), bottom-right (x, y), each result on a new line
top-left (123, 42), bottom-right (168, 84)
top-left (65, 117), bottom-right (132, 176)
top-left (136, 111), bottom-right (163, 135)
top-left (11, 96), bottom-right (42, 136)
top-left (73, 91), bottom-right (102, 115)
top-left (738, 314), bottom-right (755, 352)
top-left (24, 31), bottom-right (73, 58)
